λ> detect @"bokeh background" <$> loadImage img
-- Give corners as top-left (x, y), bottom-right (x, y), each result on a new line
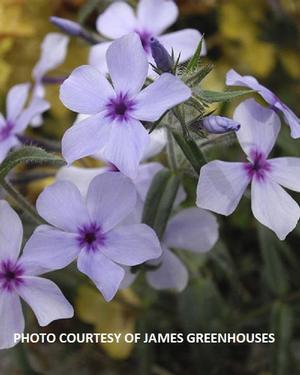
top-left (1, 0), bottom-right (300, 374)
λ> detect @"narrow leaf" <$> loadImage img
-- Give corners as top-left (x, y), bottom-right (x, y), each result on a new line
top-left (142, 169), bottom-right (180, 239)
top-left (0, 146), bottom-right (65, 182)
top-left (270, 302), bottom-right (293, 375)
top-left (194, 88), bottom-right (254, 103)
top-left (172, 131), bottom-right (206, 175)
top-left (186, 36), bottom-right (205, 72)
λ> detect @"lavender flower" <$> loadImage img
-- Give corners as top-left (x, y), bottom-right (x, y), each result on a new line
top-left (60, 33), bottom-right (191, 178)
top-left (31, 33), bottom-right (69, 126)
top-left (122, 207), bottom-right (219, 291)
top-left (226, 69), bottom-right (300, 139)
top-left (0, 200), bottom-right (73, 350)
top-left (24, 173), bottom-right (162, 301)
top-left (50, 17), bottom-right (83, 37)
top-left (0, 83), bottom-right (49, 162)
top-left (201, 115), bottom-right (241, 134)
top-left (89, 0), bottom-right (205, 75)
top-left (197, 99), bottom-right (300, 240)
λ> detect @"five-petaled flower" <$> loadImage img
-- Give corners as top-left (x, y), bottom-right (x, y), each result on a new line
top-left (197, 99), bottom-right (300, 240)
top-left (122, 207), bottom-right (219, 292)
top-left (24, 173), bottom-right (162, 302)
top-left (226, 69), bottom-right (300, 139)
top-left (60, 33), bottom-right (191, 178)
top-left (89, 0), bottom-right (205, 76)
top-left (0, 201), bottom-right (73, 350)
top-left (0, 83), bottom-right (49, 162)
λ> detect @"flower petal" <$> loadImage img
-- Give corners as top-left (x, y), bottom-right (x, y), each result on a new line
top-left (77, 251), bottom-right (125, 302)
top-left (234, 99), bottom-right (280, 158)
top-left (0, 200), bottom-right (23, 262)
top-left (196, 161), bottom-right (249, 215)
top-left (96, 2), bottom-right (136, 39)
top-left (142, 127), bottom-right (167, 160)
top-left (134, 162), bottom-right (163, 200)
top-left (137, 0), bottom-right (178, 35)
top-left (60, 65), bottom-right (114, 114)
top-left (102, 224), bottom-right (161, 266)
top-left (20, 225), bottom-right (80, 275)
top-left (36, 181), bottom-right (90, 232)
top-left (164, 207), bottom-right (218, 252)
top-left (15, 98), bottom-right (50, 133)
top-left (0, 292), bottom-right (24, 350)
top-left (274, 102), bottom-right (300, 139)
top-left (106, 33), bottom-right (148, 95)
top-left (86, 173), bottom-right (137, 232)
top-left (159, 29), bottom-right (205, 62)
top-left (33, 33), bottom-right (69, 81)
top-left (6, 83), bottom-right (30, 122)
top-left (133, 73), bottom-right (191, 121)
top-left (101, 118), bottom-right (149, 178)
top-left (251, 178), bottom-right (300, 240)
top-left (18, 276), bottom-right (74, 326)
top-left (62, 113), bottom-right (111, 165)
top-left (146, 246), bottom-right (188, 292)
top-left (226, 69), bottom-right (300, 139)
top-left (56, 165), bottom-right (107, 197)
top-left (268, 157), bottom-right (300, 192)
top-left (0, 136), bottom-right (19, 163)
top-left (89, 42), bottom-right (111, 74)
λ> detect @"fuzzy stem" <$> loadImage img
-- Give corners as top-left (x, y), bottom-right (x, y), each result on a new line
top-left (1, 180), bottom-right (44, 225)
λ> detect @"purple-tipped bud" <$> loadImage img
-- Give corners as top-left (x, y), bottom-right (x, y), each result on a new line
top-left (150, 37), bottom-right (173, 73)
top-left (201, 115), bottom-right (241, 134)
top-left (50, 17), bottom-right (83, 37)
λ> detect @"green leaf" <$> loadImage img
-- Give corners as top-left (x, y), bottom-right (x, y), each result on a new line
top-left (172, 131), bottom-right (206, 175)
top-left (194, 88), bottom-right (254, 103)
top-left (270, 302), bottom-right (293, 375)
top-left (186, 36), bottom-right (205, 72)
top-left (257, 224), bottom-right (289, 296)
top-left (185, 63), bottom-right (214, 86)
top-left (142, 169), bottom-right (180, 239)
top-left (0, 146), bottom-right (65, 182)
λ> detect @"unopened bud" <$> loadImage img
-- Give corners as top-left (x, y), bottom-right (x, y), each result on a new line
top-left (150, 37), bottom-right (173, 73)
top-left (50, 17), bottom-right (82, 37)
top-left (201, 115), bottom-right (240, 134)
top-left (50, 17), bottom-right (98, 44)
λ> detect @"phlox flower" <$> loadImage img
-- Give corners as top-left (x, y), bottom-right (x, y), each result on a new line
top-left (197, 99), bottom-right (300, 240)
top-left (60, 33), bottom-right (191, 178)
top-left (0, 200), bottom-right (73, 350)
top-left (122, 207), bottom-right (219, 292)
top-left (226, 69), bottom-right (300, 139)
top-left (24, 173), bottom-right (162, 301)
top-left (0, 83), bottom-right (49, 162)
top-left (89, 0), bottom-right (205, 75)
top-left (31, 33), bottom-right (69, 126)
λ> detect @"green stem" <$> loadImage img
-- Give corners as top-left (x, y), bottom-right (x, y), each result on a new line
top-left (15, 344), bottom-right (39, 375)
top-left (166, 130), bottom-right (178, 171)
top-left (1, 179), bottom-right (44, 225)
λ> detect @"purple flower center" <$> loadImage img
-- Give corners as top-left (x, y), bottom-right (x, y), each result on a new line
top-left (0, 260), bottom-right (24, 292)
top-left (77, 223), bottom-right (106, 252)
top-left (105, 93), bottom-right (136, 122)
top-left (0, 121), bottom-right (14, 141)
top-left (135, 30), bottom-right (153, 54)
top-left (244, 150), bottom-right (272, 182)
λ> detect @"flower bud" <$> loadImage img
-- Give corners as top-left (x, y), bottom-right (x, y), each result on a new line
top-left (201, 115), bottom-right (240, 134)
top-left (150, 37), bottom-right (173, 73)
top-left (50, 17), bottom-right (82, 37)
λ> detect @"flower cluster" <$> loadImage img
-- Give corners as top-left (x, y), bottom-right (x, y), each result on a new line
top-left (0, 0), bottom-right (299, 352)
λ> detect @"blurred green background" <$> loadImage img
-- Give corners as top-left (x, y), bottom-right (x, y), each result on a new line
top-left (1, 0), bottom-right (300, 374)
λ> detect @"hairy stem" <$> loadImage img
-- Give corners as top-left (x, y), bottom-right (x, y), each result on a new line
top-left (1, 179), bottom-right (44, 225)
